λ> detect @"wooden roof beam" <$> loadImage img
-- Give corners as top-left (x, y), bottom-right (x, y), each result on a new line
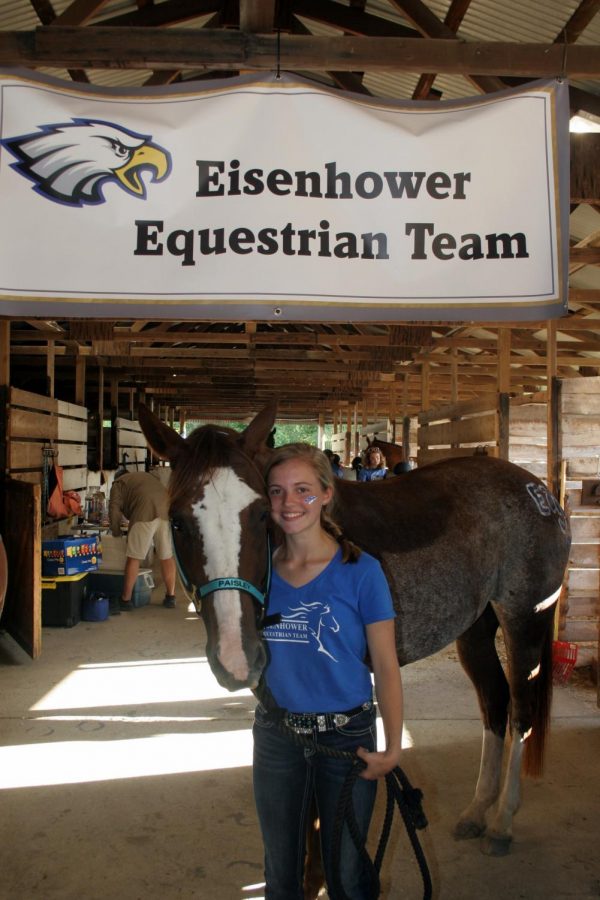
top-left (2, 30), bottom-right (599, 75)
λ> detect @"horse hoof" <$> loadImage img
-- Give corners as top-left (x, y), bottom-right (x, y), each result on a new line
top-left (480, 834), bottom-right (512, 856)
top-left (454, 819), bottom-right (485, 840)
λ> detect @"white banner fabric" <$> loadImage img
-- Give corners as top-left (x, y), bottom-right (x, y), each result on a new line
top-left (0, 71), bottom-right (569, 321)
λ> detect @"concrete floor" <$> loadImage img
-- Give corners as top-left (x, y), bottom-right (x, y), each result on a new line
top-left (1, 569), bottom-right (599, 900)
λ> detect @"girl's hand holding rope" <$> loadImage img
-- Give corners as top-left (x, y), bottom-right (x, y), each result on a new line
top-left (356, 745), bottom-right (402, 780)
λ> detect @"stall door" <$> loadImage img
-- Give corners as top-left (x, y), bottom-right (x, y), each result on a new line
top-left (1, 480), bottom-right (41, 658)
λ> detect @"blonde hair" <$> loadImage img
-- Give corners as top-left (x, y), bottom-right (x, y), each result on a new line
top-left (264, 443), bottom-right (360, 563)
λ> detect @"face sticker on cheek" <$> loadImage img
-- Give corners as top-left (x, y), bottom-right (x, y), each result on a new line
top-left (304, 495), bottom-right (318, 505)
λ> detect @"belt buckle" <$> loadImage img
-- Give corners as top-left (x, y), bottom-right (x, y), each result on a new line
top-left (285, 713), bottom-right (313, 735)
top-left (333, 713), bottom-right (349, 727)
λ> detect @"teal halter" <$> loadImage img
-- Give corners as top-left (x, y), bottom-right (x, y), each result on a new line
top-left (171, 523), bottom-right (273, 626)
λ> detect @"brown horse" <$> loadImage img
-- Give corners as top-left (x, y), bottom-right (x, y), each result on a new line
top-left (365, 435), bottom-right (405, 469)
top-left (139, 402), bottom-right (570, 858)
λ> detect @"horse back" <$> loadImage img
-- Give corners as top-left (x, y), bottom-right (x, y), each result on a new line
top-left (333, 456), bottom-right (570, 664)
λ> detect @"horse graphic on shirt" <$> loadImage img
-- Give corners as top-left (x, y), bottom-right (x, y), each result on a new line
top-left (288, 601), bottom-right (340, 661)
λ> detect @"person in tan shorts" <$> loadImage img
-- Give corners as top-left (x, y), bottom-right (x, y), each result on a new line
top-left (109, 469), bottom-right (177, 611)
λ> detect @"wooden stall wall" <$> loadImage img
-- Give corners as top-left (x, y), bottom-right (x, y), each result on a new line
top-left (507, 397), bottom-right (548, 481)
top-left (4, 387), bottom-right (88, 501)
top-left (329, 419), bottom-right (392, 464)
top-left (416, 394), bottom-right (510, 466)
top-left (554, 376), bottom-right (600, 672)
top-left (115, 417), bottom-right (147, 471)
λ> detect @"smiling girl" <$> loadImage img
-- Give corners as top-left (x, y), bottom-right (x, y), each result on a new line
top-left (253, 443), bottom-right (403, 900)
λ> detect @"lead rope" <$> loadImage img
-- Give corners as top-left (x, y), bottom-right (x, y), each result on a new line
top-left (254, 684), bottom-right (431, 900)
top-left (330, 755), bottom-right (431, 900)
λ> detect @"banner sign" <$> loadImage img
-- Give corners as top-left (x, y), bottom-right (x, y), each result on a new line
top-left (0, 70), bottom-right (569, 321)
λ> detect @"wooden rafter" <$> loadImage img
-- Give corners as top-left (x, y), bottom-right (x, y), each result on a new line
top-left (1, 29), bottom-right (599, 75)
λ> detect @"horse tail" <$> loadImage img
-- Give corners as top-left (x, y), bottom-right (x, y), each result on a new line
top-left (523, 617), bottom-right (553, 778)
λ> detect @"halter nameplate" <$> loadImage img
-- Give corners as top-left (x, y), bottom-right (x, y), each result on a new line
top-left (170, 518), bottom-right (272, 620)
top-left (198, 577), bottom-right (266, 606)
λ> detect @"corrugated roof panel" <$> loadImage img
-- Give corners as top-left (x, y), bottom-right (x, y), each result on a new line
top-left (458, 0), bottom-right (582, 43)
top-left (1, 0), bottom-right (40, 29)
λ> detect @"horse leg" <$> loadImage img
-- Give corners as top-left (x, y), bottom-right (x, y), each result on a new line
top-left (454, 605), bottom-right (510, 846)
top-left (480, 606), bottom-right (554, 857)
top-left (303, 796), bottom-right (324, 900)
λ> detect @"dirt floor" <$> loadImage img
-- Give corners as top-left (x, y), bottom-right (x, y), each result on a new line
top-left (1, 566), bottom-right (599, 900)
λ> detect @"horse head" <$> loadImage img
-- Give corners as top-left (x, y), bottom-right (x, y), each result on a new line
top-left (139, 403), bottom-right (276, 692)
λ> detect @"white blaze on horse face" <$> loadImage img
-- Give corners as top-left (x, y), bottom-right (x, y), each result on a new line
top-left (192, 467), bottom-right (261, 683)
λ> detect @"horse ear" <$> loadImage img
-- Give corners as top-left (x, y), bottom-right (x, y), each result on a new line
top-left (239, 402), bottom-right (278, 461)
top-left (138, 403), bottom-right (186, 463)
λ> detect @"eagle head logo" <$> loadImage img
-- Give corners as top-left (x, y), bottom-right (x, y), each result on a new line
top-left (2, 118), bottom-right (172, 206)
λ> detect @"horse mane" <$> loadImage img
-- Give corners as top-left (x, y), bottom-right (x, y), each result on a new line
top-left (169, 424), bottom-right (239, 507)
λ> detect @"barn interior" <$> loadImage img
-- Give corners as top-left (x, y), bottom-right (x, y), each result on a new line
top-left (0, 3), bottom-right (599, 897)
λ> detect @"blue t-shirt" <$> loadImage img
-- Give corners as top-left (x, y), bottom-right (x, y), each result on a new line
top-left (358, 467), bottom-right (388, 482)
top-left (262, 549), bottom-right (395, 713)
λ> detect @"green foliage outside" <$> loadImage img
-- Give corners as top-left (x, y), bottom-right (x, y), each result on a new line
top-left (184, 419), bottom-right (332, 447)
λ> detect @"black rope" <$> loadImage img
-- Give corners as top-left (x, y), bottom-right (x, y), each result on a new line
top-left (273, 719), bottom-right (432, 900)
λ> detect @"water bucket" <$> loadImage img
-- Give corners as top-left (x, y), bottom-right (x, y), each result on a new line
top-left (82, 592), bottom-right (110, 622)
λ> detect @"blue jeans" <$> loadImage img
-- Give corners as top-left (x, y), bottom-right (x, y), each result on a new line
top-left (253, 704), bottom-right (377, 900)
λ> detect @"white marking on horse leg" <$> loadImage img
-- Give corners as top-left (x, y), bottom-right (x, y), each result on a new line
top-left (486, 731), bottom-right (526, 842)
top-left (456, 728), bottom-right (504, 836)
top-left (192, 468), bottom-right (261, 683)
top-left (534, 585), bottom-right (561, 613)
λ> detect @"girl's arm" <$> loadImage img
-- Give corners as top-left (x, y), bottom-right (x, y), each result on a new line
top-left (357, 618), bottom-right (404, 780)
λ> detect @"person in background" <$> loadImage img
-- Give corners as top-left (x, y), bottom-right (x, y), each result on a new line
top-left (253, 443), bottom-right (403, 899)
top-left (331, 453), bottom-right (344, 479)
top-left (108, 469), bottom-right (177, 611)
top-left (392, 460), bottom-right (412, 475)
top-left (357, 446), bottom-right (388, 482)
top-left (350, 456), bottom-right (363, 480)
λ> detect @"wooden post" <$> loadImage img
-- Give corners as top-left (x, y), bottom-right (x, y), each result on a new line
top-left (550, 376), bottom-right (562, 499)
top-left (0, 321), bottom-right (10, 387)
top-left (497, 392), bottom-right (510, 460)
top-left (450, 348), bottom-right (459, 403)
top-left (421, 360), bottom-right (430, 412)
top-left (497, 328), bottom-right (511, 394)
top-left (98, 366), bottom-right (104, 471)
top-left (46, 340), bottom-right (55, 398)
top-left (546, 320), bottom-right (558, 493)
top-left (75, 356), bottom-right (85, 406)
top-left (345, 407), bottom-right (352, 465)
top-left (403, 416), bottom-right (411, 461)
top-left (317, 413), bottom-right (324, 450)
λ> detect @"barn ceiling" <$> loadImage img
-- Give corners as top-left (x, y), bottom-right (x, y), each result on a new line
top-left (2, 0), bottom-right (600, 422)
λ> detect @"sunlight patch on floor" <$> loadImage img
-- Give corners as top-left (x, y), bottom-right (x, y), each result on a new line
top-left (31, 656), bottom-right (253, 711)
top-left (0, 729), bottom-right (254, 789)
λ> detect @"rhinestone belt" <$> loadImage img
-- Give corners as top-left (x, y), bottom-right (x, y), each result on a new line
top-left (283, 700), bottom-right (373, 734)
